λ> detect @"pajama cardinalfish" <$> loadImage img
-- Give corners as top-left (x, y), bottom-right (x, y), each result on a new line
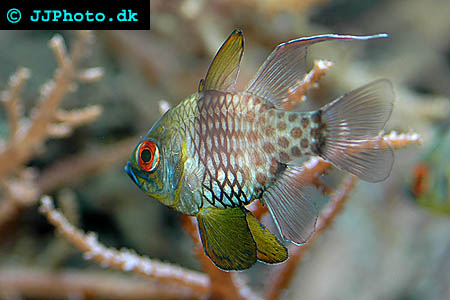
top-left (125, 29), bottom-right (395, 270)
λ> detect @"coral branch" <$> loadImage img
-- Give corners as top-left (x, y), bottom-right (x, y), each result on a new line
top-left (38, 196), bottom-right (209, 296)
top-left (0, 31), bottom-right (100, 183)
top-left (340, 131), bottom-right (422, 154)
top-left (49, 35), bottom-right (69, 69)
top-left (78, 67), bottom-right (104, 83)
top-left (0, 137), bottom-right (133, 237)
top-left (283, 59), bottom-right (333, 110)
top-left (0, 268), bottom-right (198, 300)
top-left (246, 201), bottom-right (267, 220)
top-left (383, 131), bottom-right (422, 148)
top-left (0, 68), bottom-right (29, 145)
top-left (49, 105), bottom-right (103, 138)
top-left (38, 137), bottom-right (136, 193)
top-left (0, 169), bottom-right (39, 236)
top-left (0, 31), bottom-right (104, 235)
top-left (55, 105), bottom-right (103, 128)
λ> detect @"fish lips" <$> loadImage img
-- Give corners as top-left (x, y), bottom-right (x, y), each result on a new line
top-left (125, 163), bottom-right (141, 188)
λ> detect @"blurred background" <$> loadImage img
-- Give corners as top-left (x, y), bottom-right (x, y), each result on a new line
top-left (0, 0), bottom-right (449, 299)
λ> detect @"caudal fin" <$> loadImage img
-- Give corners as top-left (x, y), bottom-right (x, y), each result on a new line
top-left (319, 79), bottom-right (395, 182)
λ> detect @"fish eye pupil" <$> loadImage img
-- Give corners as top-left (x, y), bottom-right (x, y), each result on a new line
top-left (141, 149), bottom-right (152, 163)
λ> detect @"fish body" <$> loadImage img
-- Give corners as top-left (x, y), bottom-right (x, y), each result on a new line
top-left (155, 90), bottom-right (323, 212)
top-left (126, 30), bottom-right (395, 270)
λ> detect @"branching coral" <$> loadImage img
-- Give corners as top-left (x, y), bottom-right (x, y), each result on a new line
top-left (38, 196), bottom-right (209, 297)
top-left (0, 31), bottom-right (103, 233)
top-left (37, 137), bottom-right (137, 193)
top-left (0, 268), bottom-right (197, 300)
top-left (283, 59), bottom-right (334, 110)
top-left (0, 31), bottom-right (101, 180)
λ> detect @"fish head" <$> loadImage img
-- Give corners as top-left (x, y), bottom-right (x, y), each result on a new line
top-left (126, 119), bottom-right (185, 208)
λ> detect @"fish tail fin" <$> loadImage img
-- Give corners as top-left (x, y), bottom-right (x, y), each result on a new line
top-left (314, 79), bottom-right (395, 182)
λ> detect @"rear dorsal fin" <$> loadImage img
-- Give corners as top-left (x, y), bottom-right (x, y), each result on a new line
top-left (263, 166), bottom-right (318, 245)
top-left (200, 29), bottom-right (244, 93)
top-left (245, 33), bottom-right (388, 107)
top-left (196, 207), bottom-right (256, 270)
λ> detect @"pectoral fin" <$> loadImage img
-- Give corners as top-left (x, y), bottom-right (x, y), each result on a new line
top-left (245, 210), bottom-right (288, 264)
top-left (196, 207), bottom-right (256, 271)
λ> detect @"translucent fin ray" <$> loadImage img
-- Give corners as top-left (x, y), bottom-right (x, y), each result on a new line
top-left (320, 79), bottom-right (395, 182)
top-left (245, 209), bottom-right (288, 264)
top-left (196, 207), bottom-right (256, 270)
top-left (245, 33), bottom-right (388, 107)
top-left (201, 29), bottom-right (244, 93)
top-left (263, 166), bottom-right (318, 245)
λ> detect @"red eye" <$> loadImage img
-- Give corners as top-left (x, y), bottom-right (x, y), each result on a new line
top-left (137, 140), bottom-right (160, 172)
top-left (412, 163), bottom-right (429, 197)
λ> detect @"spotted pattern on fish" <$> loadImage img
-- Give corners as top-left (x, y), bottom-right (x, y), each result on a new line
top-left (169, 90), bottom-right (325, 210)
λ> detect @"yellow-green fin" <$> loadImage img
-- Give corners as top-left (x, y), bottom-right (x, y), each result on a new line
top-left (200, 29), bottom-right (244, 93)
top-left (198, 78), bottom-right (205, 93)
top-left (245, 210), bottom-right (288, 264)
top-left (197, 207), bottom-right (256, 271)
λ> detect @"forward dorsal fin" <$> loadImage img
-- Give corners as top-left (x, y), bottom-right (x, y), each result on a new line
top-left (245, 33), bottom-right (388, 107)
top-left (199, 29), bottom-right (244, 93)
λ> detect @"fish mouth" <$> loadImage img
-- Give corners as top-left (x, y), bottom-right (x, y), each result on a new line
top-left (125, 163), bottom-right (140, 188)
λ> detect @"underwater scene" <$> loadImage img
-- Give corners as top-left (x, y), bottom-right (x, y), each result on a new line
top-left (0, 0), bottom-right (449, 299)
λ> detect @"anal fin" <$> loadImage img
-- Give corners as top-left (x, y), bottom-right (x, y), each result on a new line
top-left (263, 166), bottom-right (318, 245)
top-left (197, 207), bottom-right (256, 271)
top-left (245, 210), bottom-right (288, 264)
